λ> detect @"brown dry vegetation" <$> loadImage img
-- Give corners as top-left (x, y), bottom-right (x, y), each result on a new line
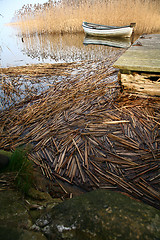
top-left (1, 61), bottom-right (160, 209)
top-left (14, 0), bottom-right (160, 35)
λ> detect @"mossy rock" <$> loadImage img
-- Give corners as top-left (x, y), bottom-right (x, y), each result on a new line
top-left (28, 188), bottom-right (53, 201)
top-left (0, 190), bottom-right (31, 229)
top-left (0, 188), bottom-right (48, 240)
top-left (35, 189), bottom-right (160, 240)
top-left (0, 150), bottom-right (12, 158)
top-left (0, 227), bottom-right (47, 240)
top-left (26, 188), bottom-right (62, 222)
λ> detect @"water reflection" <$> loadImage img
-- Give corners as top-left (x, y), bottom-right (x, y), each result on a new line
top-left (1, 24), bottom-right (125, 109)
top-left (83, 35), bottom-right (132, 49)
top-left (0, 23), bottom-right (125, 67)
top-left (19, 32), bottom-right (124, 64)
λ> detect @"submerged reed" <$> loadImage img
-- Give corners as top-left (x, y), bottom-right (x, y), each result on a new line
top-left (14, 0), bottom-right (160, 35)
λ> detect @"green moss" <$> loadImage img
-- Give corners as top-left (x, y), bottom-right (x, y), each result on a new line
top-left (0, 150), bottom-right (12, 158)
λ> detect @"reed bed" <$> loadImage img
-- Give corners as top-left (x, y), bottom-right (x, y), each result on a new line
top-left (14, 0), bottom-right (160, 35)
top-left (0, 59), bottom-right (160, 209)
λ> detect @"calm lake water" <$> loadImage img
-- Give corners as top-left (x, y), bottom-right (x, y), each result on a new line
top-left (0, 24), bottom-right (129, 68)
top-left (0, 0), bottom-right (133, 68)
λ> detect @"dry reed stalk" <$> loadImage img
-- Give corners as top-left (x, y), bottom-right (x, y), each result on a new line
top-left (0, 60), bottom-right (160, 208)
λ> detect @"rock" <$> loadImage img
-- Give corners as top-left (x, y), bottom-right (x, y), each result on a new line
top-left (28, 188), bottom-right (53, 201)
top-left (0, 186), bottom-right (48, 240)
top-left (0, 227), bottom-right (47, 240)
top-left (0, 164), bottom-right (63, 240)
top-left (20, 230), bottom-right (47, 240)
top-left (0, 153), bottom-right (9, 169)
top-left (0, 150), bottom-right (12, 158)
top-left (0, 190), bottom-right (31, 229)
top-left (35, 189), bottom-right (160, 240)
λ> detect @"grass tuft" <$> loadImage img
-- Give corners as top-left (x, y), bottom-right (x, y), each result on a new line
top-left (8, 149), bottom-right (34, 195)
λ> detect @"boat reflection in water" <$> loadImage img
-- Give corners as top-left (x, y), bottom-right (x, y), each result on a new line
top-left (83, 35), bottom-right (132, 49)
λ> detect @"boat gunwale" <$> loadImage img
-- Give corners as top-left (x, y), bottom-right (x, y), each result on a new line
top-left (82, 22), bottom-right (134, 31)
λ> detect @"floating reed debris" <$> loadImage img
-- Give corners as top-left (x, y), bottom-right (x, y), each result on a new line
top-left (0, 58), bottom-right (119, 109)
top-left (0, 59), bottom-right (160, 209)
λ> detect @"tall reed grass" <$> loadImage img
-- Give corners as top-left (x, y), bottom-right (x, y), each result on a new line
top-left (15, 0), bottom-right (160, 35)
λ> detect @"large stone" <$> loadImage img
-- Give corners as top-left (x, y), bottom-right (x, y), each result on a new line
top-left (35, 189), bottom-right (160, 240)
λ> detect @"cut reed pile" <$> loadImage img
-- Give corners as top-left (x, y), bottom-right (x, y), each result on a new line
top-left (0, 59), bottom-right (160, 209)
top-left (14, 0), bottom-right (160, 35)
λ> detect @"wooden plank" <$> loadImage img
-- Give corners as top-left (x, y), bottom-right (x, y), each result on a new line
top-left (113, 34), bottom-right (160, 72)
top-left (120, 73), bottom-right (160, 96)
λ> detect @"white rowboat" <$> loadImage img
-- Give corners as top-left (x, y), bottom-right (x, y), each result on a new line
top-left (82, 22), bottom-right (136, 38)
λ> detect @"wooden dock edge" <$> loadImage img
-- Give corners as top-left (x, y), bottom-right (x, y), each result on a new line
top-left (114, 34), bottom-right (160, 97)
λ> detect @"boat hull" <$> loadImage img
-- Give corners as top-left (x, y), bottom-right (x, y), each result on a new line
top-left (82, 22), bottom-right (134, 38)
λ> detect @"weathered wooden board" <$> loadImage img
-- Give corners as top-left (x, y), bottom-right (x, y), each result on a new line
top-left (113, 34), bottom-right (160, 72)
top-left (119, 72), bottom-right (160, 96)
